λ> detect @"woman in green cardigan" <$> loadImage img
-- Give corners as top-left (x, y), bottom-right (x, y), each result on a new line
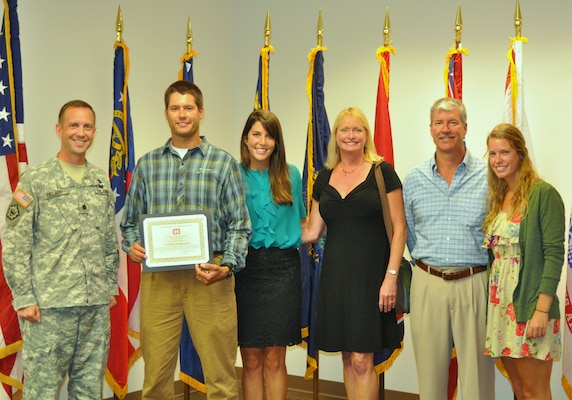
top-left (482, 123), bottom-right (565, 400)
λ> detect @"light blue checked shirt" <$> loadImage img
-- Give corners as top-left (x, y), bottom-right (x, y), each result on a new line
top-left (403, 149), bottom-right (488, 267)
top-left (120, 137), bottom-right (251, 272)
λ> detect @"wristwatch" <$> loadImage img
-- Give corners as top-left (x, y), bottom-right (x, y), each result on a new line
top-left (387, 269), bottom-right (398, 275)
top-left (221, 263), bottom-right (236, 278)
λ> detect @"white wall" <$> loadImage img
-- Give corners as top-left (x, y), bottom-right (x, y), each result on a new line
top-left (10, 0), bottom-right (571, 399)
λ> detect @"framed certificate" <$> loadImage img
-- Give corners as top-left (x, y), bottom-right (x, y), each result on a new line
top-left (139, 211), bottom-right (214, 272)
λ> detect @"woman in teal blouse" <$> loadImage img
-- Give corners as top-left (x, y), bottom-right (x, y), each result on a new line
top-left (236, 109), bottom-right (306, 400)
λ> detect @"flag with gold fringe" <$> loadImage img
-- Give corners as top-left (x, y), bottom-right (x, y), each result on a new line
top-left (562, 210), bottom-right (572, 398)
top-left (177, 39), bottom-right (207, 394)
top-left (178, 48), bottom-right (196, 82)
top-left (0, 1), bottom-right (27, 398)
top-left (503, 35), bottom-right (534, 162)
top-left (373, 45), bottom-right (396, 166)
top-left (253, 45), bottom-right (273, 110)
top-left (105, 38), bottom-right (141, 399)
top-left (371, 42), bottom-right (405, 375)
top-left (442, 40), bottom-right (469, 400)
top-left (300, 45), bottom-right (330, 380)
top-left (444, 47), bottom-right (468, 100)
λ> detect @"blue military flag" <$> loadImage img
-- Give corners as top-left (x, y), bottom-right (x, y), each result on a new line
top-left (178, 50), bottom-right (195, 83)
top-left (105, 39), bottom-right (141, 399)
top-left (300, 46), bottom-right (330, 380)
top-left (177, 39), bottom-right (207, 394)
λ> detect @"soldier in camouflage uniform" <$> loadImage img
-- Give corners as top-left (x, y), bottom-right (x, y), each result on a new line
top-left (2, 100), bottom-right (119, 400)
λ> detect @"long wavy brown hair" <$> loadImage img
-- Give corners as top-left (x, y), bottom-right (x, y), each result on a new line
top-left (483, 123), bottom-right (538, 230)
top-left (240, 109), bottom-right (293, 205)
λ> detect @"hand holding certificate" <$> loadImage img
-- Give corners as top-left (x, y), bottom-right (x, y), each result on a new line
top-left (139, 211), bottom-right (214, 272)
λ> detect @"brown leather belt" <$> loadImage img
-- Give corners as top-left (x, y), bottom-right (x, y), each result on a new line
top-left (415, 260), bottom-right (486, 281)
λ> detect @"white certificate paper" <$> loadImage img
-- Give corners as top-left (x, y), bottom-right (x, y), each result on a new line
top-left (139, 211), bottom-right (214, 272)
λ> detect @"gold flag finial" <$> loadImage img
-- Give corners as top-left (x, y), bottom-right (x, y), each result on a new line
top-left (383, 7), bottom-right (391, 47)
top-left (316, 9), bottom-right (324, 47)
top-left (264, 10), bottom-right (271, 47)
top-left (186, 17), bottom-right (193, 54)
top-left (514, 0), bottom-right (523, 37)
top-left (454, 4), bottom-right (463, 49)
top-left (116, 6), bottom-right (123, 43)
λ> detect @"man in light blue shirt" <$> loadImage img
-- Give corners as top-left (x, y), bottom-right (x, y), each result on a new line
top-left (403, 98), bottom-right (495, 400)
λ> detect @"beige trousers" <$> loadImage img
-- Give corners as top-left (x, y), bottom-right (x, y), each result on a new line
top-left (140, 255), bottom-right (238, 400)
top-left (410, 264), bottom-right (496, 400)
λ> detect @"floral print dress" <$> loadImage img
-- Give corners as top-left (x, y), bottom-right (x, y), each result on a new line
top-left (483, 211), bottom-right (561, 360)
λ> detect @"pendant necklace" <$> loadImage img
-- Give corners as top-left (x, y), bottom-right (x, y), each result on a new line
top-left (341, 162), bottom-right (363, 176)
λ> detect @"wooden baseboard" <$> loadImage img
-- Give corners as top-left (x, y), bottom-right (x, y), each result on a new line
top-left (104, 368), bottom-right (419, 400)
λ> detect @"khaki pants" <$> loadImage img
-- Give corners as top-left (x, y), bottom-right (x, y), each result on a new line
top-left (410, 265), bottom-right (495, 400)
top-left (140, 256), bottom-right (238, 400)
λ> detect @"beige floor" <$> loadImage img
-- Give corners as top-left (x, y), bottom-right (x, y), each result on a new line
top-left (184, 388), bottom-right (342, 400)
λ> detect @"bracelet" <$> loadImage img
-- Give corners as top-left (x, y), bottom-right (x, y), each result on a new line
top-left (535, 308), bottom-right (549, 313)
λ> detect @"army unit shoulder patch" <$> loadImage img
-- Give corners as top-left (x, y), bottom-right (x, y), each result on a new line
top-left (6, 203), bottom-right (21, 224)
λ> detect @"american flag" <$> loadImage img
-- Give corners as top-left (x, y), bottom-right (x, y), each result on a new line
top-left (0, 0), bottom-right (27, 398)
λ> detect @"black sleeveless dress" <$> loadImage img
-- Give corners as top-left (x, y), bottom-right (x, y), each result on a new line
top-left (313, 163), bottom-right (401, 353)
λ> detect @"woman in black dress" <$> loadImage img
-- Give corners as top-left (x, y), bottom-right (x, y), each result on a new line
top-left (302, 106), bottom-right (406, 399)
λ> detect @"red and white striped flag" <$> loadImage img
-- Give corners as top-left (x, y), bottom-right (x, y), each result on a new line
top-left (0, 1), bottom-right (27, 398)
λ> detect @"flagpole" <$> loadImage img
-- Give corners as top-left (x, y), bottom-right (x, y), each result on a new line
top-left (183, 27), bottom-right (193, 399)
top-left (375, 9), bottom-right (390, 399)
top-left (312, 12), bottom-right (323, 400)
top-left (512, 3), bottom-right (522, 398)
top-left (116, 6), bottom-right (123, 43)
top-left (186, 17), bottom-right (193, 55)
top-left (378, 9), bottom-right (389, 398)
top-left (264, 10), bottom-right (271, 47)
top-left (514, 0), bottom-right (522, 38)
top-left (311, 13), bottom-right (322, 398)
top-left (454, 3), bottom-right (462, 50)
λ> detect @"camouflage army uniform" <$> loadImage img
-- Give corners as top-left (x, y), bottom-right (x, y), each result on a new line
top-left (2, 157), bottom-right (119, 400)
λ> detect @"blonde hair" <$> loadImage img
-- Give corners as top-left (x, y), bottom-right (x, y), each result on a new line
top-left (325, 106), bottom-right (381, 169)
top-left (482, 123), bottom-right (538, 230)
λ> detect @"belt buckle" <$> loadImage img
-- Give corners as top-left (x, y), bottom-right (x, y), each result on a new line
top-left (441, 270), bottom-right (458, 281)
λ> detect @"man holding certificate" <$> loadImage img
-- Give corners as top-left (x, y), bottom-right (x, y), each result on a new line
top-left (120, 80), bottom-right (251, 400)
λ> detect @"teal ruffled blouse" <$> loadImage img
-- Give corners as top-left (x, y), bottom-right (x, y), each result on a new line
top-left (240, 164), bottom-right (306, 249)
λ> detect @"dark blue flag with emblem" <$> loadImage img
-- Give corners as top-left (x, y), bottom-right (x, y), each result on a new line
top-left (300, 46), bottom-right (330, 380)
top-left (177, 33), bottom-right (206, 394)
top-left (0, 1), bottom-right (27, 398)
top-left (105, 38), bottom-right (141, 399)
